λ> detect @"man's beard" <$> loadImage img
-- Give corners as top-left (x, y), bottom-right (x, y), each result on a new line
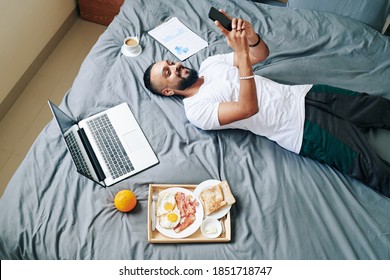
top-left (177, 67), bottom-right (199, 90)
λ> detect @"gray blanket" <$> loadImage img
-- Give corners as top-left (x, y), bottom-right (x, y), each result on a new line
top-left (1, 0), bottom-right (390, 259)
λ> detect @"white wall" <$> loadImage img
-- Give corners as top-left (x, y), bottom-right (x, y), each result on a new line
top-left (0, 0), bottom-right (77, 107)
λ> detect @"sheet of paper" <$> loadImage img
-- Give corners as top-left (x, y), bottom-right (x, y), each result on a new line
top-left (148, 17), bottom-right (208, 61)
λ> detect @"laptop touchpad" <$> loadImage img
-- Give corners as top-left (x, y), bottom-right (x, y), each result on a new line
top-left (123, 130), bottom-right (147, 154)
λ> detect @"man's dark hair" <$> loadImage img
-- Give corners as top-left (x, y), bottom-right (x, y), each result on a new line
top-left (143, 63), bottom-right (161, 95)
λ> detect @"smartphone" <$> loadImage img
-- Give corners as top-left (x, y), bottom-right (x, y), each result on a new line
top-left (208, 7), bottom-right (232, 31)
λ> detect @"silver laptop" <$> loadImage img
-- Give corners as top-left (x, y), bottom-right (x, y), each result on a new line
top-left (48, 101), bottom-right (159, 186)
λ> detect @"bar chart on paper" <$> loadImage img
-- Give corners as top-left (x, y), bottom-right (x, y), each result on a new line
top-left (148, 17), bottom-right (208, 60)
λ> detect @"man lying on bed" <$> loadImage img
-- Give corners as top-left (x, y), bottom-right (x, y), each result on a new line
top-left (143, 10), bottom-right (390, 198)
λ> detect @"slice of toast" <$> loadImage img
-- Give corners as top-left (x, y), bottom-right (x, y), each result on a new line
top-left (200, 184), bottom-right (227, 215)
top-left (219, 181), bottom-right (236, 205)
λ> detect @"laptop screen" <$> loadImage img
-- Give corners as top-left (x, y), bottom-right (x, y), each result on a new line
top-left (48, 101), bottom-right (75, 133)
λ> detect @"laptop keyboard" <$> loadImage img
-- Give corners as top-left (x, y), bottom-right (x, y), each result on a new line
top-left (64, 132), bottom-right (93, 179)
top-left (87, 114), bottom-right (134, 179)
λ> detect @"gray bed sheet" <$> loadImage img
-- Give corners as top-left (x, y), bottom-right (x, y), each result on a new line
top-left (1, 0), bottom-right (390, 259)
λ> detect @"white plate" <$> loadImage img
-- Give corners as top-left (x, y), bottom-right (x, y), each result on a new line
top-left (193, 179), bottom-right (231, 219)
top-left (155, 187), bottom-right (204, 239)
top-left (121, 45), bottom-right (142, 57)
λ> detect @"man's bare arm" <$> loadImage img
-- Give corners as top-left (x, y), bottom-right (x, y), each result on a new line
top-left (214, 25), bottom-right (259, 125)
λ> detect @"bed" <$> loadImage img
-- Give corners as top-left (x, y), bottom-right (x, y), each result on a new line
top-left (1, 0), bottom-right (390, 260)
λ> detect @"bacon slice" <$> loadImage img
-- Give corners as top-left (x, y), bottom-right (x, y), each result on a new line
top-left (185, 195), bottom-right (199, 215)
top-left (175, 192), bottom-right (187, 217)
top-left (174, 214), bottom-right (196, 233)
top-left (173, 192), bottom-right (198, 233)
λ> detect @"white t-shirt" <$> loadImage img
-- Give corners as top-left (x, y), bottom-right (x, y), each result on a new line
top-left (183, 53), bottom-right (312, 153)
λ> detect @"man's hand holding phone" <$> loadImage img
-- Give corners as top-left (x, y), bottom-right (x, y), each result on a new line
top-left (208, 7), bottom-right (232, 31)
top-left (208, 7), bottom-right (269, 65)
top-left (208, 8), bottom-right (257, 45)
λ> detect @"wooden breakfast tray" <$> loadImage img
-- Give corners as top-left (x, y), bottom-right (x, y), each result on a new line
top-left (147, 184), bottom-right (231, 243)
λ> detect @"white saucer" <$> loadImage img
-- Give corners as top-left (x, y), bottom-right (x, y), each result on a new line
top-left (201, 218), bottom-right (222, 239)
top-left (121, 45), bottom-right (142, 57)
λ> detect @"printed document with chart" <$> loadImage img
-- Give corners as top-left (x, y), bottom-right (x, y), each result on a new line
top-left (148, 17), bottom-right (208, 61)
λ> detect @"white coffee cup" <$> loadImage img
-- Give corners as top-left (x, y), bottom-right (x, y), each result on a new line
top-left (122, 36), bottom-right (142, 57)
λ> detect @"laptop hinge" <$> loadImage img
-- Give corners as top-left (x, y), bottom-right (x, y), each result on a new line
top-left (77, 128), bottom-right (106, 182)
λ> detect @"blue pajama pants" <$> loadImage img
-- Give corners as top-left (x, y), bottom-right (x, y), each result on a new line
top-left (299, 85), bottom-right (390, 197)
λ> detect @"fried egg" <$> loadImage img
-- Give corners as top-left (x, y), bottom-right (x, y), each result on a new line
top-left (159, 208), bottom-right (181, 229)
top-left (156, 192), bottom-right (176, 216)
